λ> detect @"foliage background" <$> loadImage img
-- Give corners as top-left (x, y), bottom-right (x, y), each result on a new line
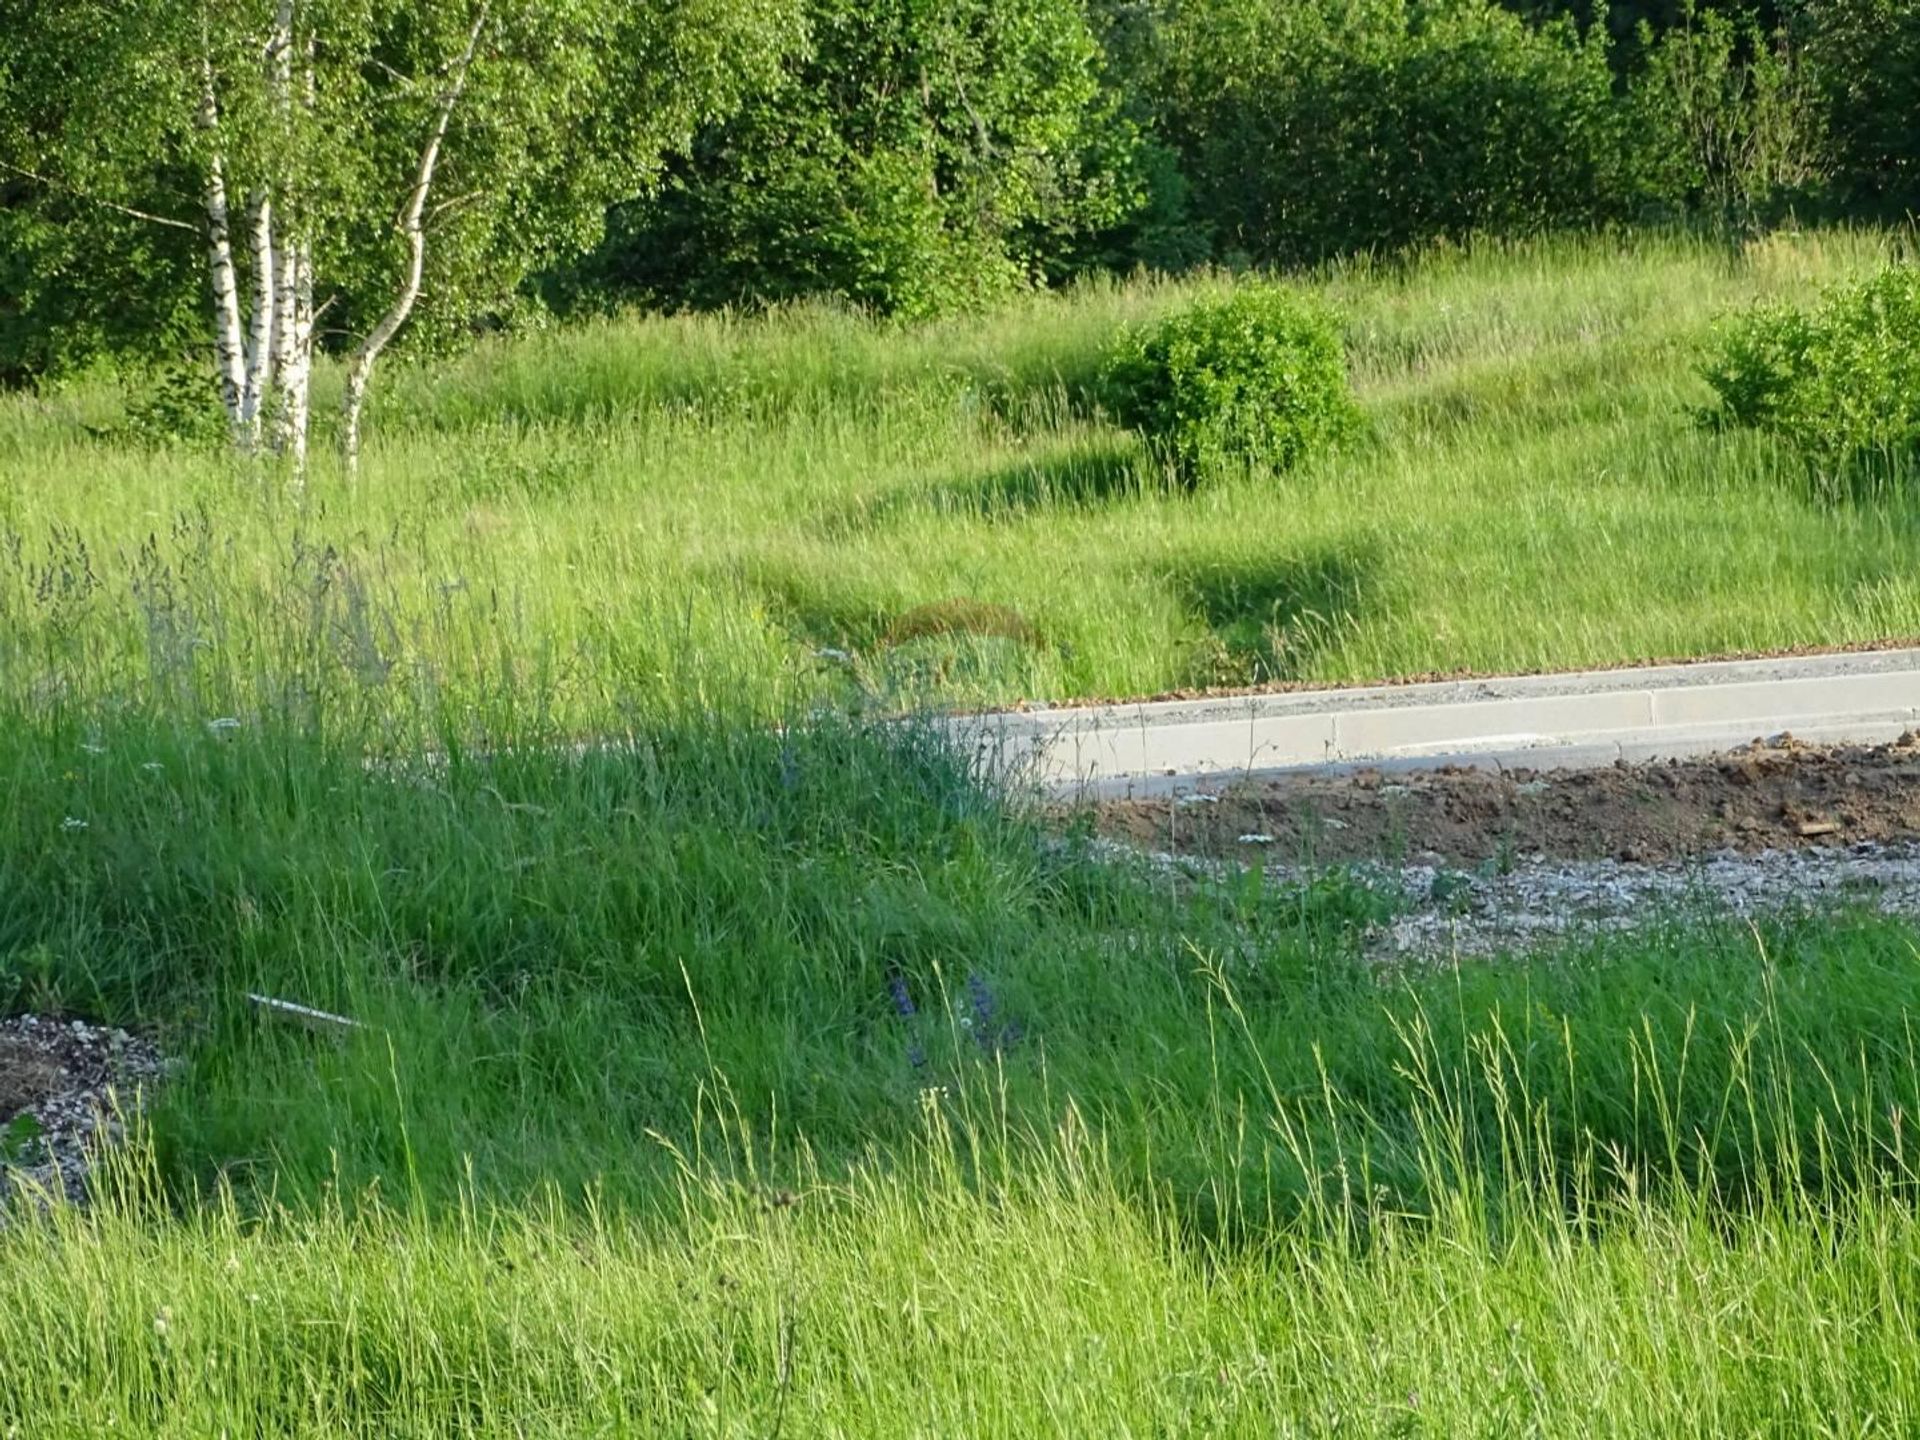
top-left (4, 0), bottom-right (1912, 387)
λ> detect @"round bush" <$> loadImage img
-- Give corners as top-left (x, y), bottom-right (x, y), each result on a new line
top-left (1102, 286), bottom-right (1361, 480)
top-left (1703, 265), bottom-right (1920, 482)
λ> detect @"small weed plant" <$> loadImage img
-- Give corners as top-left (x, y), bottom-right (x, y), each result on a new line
top-left (1703, 264), bottom-right (1920, 485)
top-left (1102, 284), bottom-right (1360, 481)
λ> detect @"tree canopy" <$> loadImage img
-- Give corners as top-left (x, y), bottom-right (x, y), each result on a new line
top-left (0, 0), bottom-right (801, 459)
top-left (570, 0), bottom-right (1143, 320)
top-left (3, 0), bottom-right (1917, 442)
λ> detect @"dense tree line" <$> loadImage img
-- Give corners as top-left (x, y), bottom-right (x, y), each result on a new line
top-left (571, 0), bottom-right (1906, 315)
top-left (1, 0), bottom-right (1915, 455)
top-left (1503, 0), bottom-right (1786, 47)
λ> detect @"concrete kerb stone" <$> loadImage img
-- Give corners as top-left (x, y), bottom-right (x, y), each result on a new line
top-left (959, 648), bottom-right (1920, 797)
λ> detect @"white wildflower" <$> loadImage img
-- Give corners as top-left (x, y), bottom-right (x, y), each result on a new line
top-left (60, 816), bottom-right (88, 832)
top-left (206, 717), bottom-right (241, 732)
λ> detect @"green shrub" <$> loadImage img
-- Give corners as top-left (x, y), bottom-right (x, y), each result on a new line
top-left (561, 0), bottom-right (1143, 321)
top-left (123, 361), bottom-right (231, 450)
top-left (1804, 0), bottom-right (1920, 219)
top-left (1145, 0), bottom-right (1634, 266)
top-left (1703, 265), bottom-right (1920, 480)
top-left (1627, 8), bottom-right (1824, 221)
top-left (1102, 286), bottom-right (1360, 479)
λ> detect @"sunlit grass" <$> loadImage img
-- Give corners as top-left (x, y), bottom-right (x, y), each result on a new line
top-left (4, 223), bottom-right (1920, 1431)
top-left (11, 927), bottom-right (1920, 1433)
top-left (0, 225), bottom-right (1911, 723)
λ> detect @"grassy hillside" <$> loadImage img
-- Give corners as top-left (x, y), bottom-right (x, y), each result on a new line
top-left (11, 704), bottom-right (1920, 1433)
top-left (7, 226), bottom-right (1920, 1432)
top-left (0, 227), bottom-right (1913, 726)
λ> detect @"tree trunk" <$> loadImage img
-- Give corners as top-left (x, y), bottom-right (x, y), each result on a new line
top-left (271, 236), bottom-right (313, 473)
top-left (240, 192), bottom-right (276, 439)
top-left (266, 3), bottom-right (313, 477)
top-left (341, 3), bottom-right (488, 475)
top-left (199, 72), bottom-right (248, 447)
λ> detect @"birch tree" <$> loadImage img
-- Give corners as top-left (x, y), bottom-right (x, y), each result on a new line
top-left (0, 0), bottom-right (799, 473)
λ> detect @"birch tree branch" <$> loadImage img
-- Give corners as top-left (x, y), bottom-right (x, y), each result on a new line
top-left (341, 2), bottom-right (491, 471)
top-left (0, 160), bottom-right (200, 234)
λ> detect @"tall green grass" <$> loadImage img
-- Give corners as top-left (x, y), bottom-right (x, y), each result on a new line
top-left (7, 225), bottom-right (1920, 1429)
top-left (1, 227), bottom-right (1915, 720)
top-left (11, 943), bottom-right (1920, 1433)
top-left (5, 673), bottom-right (1919, 1218)
top-left (7, 653), bottom-right (1920, 1425)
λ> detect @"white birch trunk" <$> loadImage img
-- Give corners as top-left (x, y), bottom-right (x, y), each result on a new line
top-left (265, 1), bottom-right (313, 475)
top-left (200, 74), bottom-right (248, 446)
top-left (271, 237), bottom-right (314, 471)
top-left (240, 192), bottom-right (276, 438)
top-left (342, 4), bottom-right (488, 474)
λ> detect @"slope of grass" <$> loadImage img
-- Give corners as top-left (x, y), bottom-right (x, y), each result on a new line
top-left (11, 1103), bottom-right (1920, 1437)
top-left (7, 225), bottom-right (1920, 1430)
top-left (0, 226), bottom-right (1914, 722)
top-left (6, 663), bottom-right (1920, 1427)
top-left (12, 699), bottom-right (1920, 1215)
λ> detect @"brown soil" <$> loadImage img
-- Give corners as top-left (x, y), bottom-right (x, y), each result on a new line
top-left (1091, 733), bottom-right (1920, 866)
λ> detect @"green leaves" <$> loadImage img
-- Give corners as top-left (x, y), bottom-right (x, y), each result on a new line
top-left (1149, 0), bottom-right (1636, 265)
top-left (1804, 0), bottom-right (1920, 218)
top-left (0, 0), bottom-right (805, 380)
top-left (1101, 285), bottom-right (1361, 482)
top-left (571, 0), bottom-right (1143, 320)
top-left (0, 1112), bottom-right (42, 1164)
top-left (1702, 264), bottom-right (1920, 484)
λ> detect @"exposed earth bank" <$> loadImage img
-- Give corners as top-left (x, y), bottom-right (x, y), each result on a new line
top-left (1092, 733), bottom-right (1920, 866)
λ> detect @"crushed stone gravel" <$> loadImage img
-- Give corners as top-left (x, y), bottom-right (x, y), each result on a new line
top-left (1095, 836), bottom-right (1920, 961)
top-left (0, 1015), bottom-right (168, 1212)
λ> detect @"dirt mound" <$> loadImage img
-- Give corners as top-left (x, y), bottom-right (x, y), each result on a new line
top-left (1092, 732), bottom-right (1920, 865)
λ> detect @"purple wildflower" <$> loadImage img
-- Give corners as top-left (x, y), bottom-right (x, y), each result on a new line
top-left (964, 973), bottom-right (1022, 1051)
top-left (886, 972), bottom-right (917, 1017)
top-left (966, 972), bottom-right (996, 1031)
top-left (885, 971), bottom-right (927, 1067)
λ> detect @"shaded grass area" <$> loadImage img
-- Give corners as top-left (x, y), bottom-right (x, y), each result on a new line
top-left (2, 227), bottom-right (1918, 718)
top-left (4, 699), bottom-right (1919, 1214)
top-left (6, 697), bottom-right (1920, 1425)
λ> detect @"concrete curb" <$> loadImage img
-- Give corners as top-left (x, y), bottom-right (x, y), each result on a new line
top-left (957, 648), bottom-right (1920, 798)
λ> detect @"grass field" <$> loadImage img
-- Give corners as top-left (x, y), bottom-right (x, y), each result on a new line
top-left (14, 709), bottom-right (1920, 1433)
top-left (7, 225), bottom-right (1920, 1432)
top-left (1, 226), bottom-right (1914, 723)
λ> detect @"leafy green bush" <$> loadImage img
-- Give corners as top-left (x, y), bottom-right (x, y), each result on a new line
top-left (1144, 0), bottom-right (1633, 266)
top-left (563, 0), bottom-right (1143, 321)
top-left (123, 362), bottom-right (231, 450)
top-left (1627, 8), bottom-right (1823, 221)
top-left (1117, 0), bottom-right (1828, 269)
top-left (1804, 0), bottom-right (1920, 218)
top-left (1703, 266), bottom-right (1920, 480)
top-left (1102, 286), bottom-right (1360, 479)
